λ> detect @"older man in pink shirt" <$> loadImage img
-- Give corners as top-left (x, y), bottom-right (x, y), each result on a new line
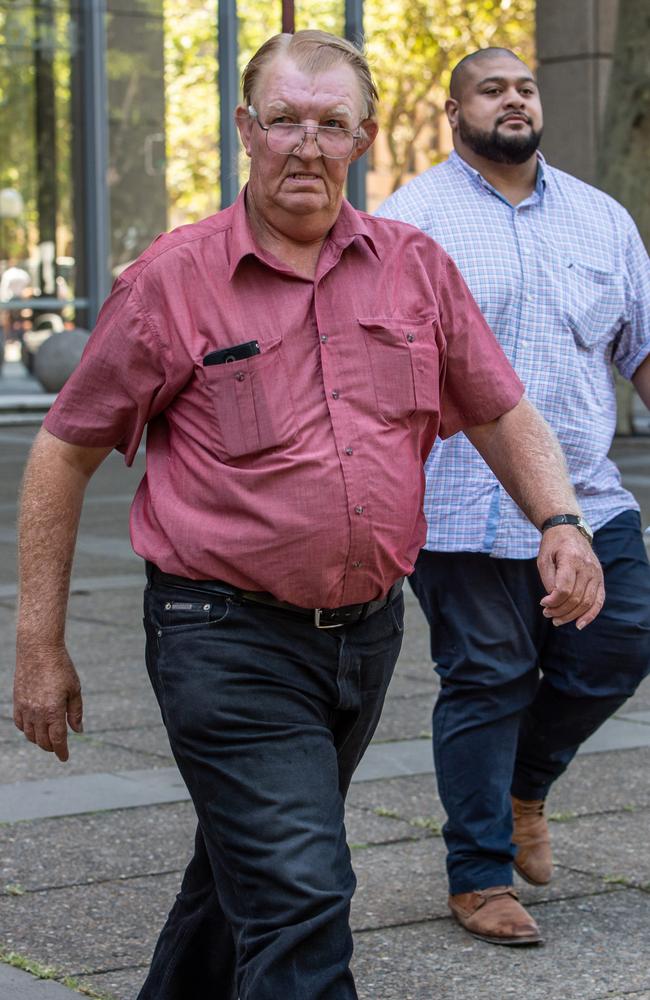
top-left (14, 30), bottom-right (602, 1000)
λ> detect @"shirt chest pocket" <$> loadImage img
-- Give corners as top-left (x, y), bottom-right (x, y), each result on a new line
top-left (562, 260), bottom-right (627, 350)
top-left (199, 338), bottom-right (298, 461)
top-left (358, 316), bottom-right (440, 420)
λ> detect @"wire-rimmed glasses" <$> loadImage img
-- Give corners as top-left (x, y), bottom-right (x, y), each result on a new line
top-left (248, 106), bottom-right (361, 159)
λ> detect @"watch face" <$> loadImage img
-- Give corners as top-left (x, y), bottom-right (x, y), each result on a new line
top-left (576, 518), bottom-right (594, 543)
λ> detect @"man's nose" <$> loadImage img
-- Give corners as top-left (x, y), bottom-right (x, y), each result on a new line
top-left (503, 88), bottom-right (526, 107)
top-left (296, 128), bottom-right (322, 158)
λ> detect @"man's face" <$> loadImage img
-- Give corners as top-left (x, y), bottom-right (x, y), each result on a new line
top-left (448, 56), bottom-right (543, 165)
top-left (236, 55), bottom-right (375, 234)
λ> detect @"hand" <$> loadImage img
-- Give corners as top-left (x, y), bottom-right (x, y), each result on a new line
top-left (13, 640), bottom-right (83, 762)
top-left (537, 525), bottom-right (605, 630)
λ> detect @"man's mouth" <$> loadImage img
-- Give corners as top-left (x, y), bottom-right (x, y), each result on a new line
top-left (287, 172), bottom-right (321, 180)
top-left (498, 114), bottom-right (531, 126)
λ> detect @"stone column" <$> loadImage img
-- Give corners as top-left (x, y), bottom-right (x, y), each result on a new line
top-left (536, 0), bottom-right (619, 183)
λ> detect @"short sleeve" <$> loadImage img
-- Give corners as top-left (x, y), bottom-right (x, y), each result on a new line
top-left (611, 215), bottom-right (650, 380)
top-left (435, 253), bottom-right (524, 438)
top-left (43, 277), bottom-right (187, 464)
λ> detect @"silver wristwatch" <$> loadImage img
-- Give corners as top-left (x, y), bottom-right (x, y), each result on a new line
top-left (541, 514), bottom-right (594, 545)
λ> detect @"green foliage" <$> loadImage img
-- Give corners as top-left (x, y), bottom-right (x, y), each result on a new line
top-left (3, 882), bottom-right (26, 895)
top-left (365, 0), bottom-right (535, 190)
top-left (163, 0), bottom-right (219, 223)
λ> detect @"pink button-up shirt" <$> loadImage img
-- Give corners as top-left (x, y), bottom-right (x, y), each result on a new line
top-left (45, 190), bottom-right (523, 607)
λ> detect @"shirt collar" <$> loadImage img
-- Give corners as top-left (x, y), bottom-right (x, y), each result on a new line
top-left (449, 148), bottom-right (547, 202)
top-left (228, 186), bottom-right (380, 280)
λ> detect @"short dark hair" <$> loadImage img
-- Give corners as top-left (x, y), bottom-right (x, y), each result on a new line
top-left (449, 48), bottom-right (528, 100)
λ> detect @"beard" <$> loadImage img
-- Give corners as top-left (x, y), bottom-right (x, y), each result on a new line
top-left (458, 111), bottom-right (543, 164)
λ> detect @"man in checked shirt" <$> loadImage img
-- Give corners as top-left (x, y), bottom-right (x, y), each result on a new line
top-left (378, 47), bottom-right (650, 946)
top-left (15, 33), bottom-right (604, 997)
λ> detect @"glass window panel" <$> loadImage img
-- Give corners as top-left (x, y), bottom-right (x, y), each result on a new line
top-left (0, 0), bottom-right (82, 356)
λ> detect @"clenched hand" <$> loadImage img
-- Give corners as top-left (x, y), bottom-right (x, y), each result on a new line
top-left (537, 525), bottom-right (605, 629)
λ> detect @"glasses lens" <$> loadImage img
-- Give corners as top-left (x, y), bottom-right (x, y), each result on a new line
top-left (266, 124), bottom-right (305, 153)
top-left (266, 123), bottom-right (354, 158)
top-left (317, 127), bottom-right (355, 157)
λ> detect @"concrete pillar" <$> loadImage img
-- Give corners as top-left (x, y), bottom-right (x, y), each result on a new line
top-left (536, 0), bottom-right (619, 183)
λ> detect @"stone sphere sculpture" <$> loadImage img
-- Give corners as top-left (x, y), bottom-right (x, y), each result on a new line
top-left (33, 328), bottom-right (90, 393)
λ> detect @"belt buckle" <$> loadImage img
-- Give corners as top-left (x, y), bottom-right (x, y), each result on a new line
top-left (314, 608), bottom-right (345, 629)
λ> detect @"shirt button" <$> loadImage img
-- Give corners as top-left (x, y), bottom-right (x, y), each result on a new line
top-left (522, 248), bottom-right (531, 256)
top-left (345, 446), bottom-right (353, 455)
top-left (235, 372), bottom-right (246, 381)
top-left (406, 332), bottom-right (415, 343)
top-left (354, 505), bottom-right (364, 515)
top-left (320, 335), bottom-right (328, 343)
top-left (331, 390), bottom-right (340, 399)
top-left (351, 560), bottom-right (363, 568)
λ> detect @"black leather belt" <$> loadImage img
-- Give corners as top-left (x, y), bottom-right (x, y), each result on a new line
top-left (147, 564), bottom-right (404, 629)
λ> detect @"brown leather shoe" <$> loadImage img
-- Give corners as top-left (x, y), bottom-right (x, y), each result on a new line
top-left (512, 795), bottom-right (553, 885)
top-left (449, 886), bottom-right (542, 945)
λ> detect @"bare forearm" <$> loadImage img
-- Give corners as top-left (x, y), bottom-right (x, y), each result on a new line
top-left (14, 430), bottom-right (111, 760)
top-left (17, 430), bottom-right (110, 643)
top-left (464, 397), bottom-right (580, 530)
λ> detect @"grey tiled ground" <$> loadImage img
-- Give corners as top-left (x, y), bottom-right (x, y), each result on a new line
top-left (0, 423), bottom-right (649, 998)
top-left (352, 891), bottom-right (650, 1000)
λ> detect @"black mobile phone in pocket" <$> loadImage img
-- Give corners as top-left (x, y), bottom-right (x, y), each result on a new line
top-left (203, 340), bottom-right (261, 366)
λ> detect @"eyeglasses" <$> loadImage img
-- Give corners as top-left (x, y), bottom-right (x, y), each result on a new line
top-left (248, 106), bottom-right (362, 159)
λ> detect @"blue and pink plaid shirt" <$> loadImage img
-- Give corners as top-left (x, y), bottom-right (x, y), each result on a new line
top-left (376, 151), bottom-right (650, 558)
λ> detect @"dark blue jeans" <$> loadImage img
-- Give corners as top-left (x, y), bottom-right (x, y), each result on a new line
top-left (409, 511), bottom-right (650, 894)
top-left (137, 571), bottom-right (404, 1000)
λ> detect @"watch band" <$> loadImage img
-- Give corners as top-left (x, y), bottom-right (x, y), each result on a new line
top-left (541, 514), bottom-right (594, 544)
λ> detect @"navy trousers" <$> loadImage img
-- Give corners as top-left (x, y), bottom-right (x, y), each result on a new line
top-left (409, 511), bottom-right (650, 894)
top-left (137, 570), bottom-right (404, 1000)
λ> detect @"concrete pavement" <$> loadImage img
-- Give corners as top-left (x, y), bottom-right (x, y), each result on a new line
top-left (1, 407), bottom-right (650, 998)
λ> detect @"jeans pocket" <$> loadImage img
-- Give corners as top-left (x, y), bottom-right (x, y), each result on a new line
top-left (145, 586), bottom-right (232, 635)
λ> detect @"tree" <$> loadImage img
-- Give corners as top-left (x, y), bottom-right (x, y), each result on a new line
top-left (597, 0), bottom-right (650, 250)
top-left (365, 0), bottom-right (535, 192)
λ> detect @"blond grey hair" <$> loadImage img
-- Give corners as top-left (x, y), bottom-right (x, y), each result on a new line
top-left (241, 30), bottom-right (378, 120)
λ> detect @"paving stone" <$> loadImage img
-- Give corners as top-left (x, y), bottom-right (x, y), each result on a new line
top-left (372, 695), bottom-right (433, 743)
top-left (89, 726), bottom-right (174, 763)
top-left (66, 588), bottom-right (144, 631)
top-left (622, 682), bottom-right (650, 713)
top-left (545, 745), bottom-right (650, 815)
top-left (0, 717), bottom-right (19, 743)
top-left (552, 807), bottom-right (650, 885)
top-left (0, 799), bottom-right (420, 896)
top-left (353, 889), bottom-right (650, 1000)
top-left (0, 802), bottom-right (195, 893)
top-left (348, 747), bottom-right (650, 857)
top-left (75, 966), bottom-right (146, 1000)
top-left (345, 804), bottom-right (425, 847)
top-left (0, 871), bottom-right (178, 973)
top-left (0, 733), bottom-right (165, 784)
top-left (349, 837), bottom-right (614, 930)
top-left (347, 773), bottom-right (445, 827)
top-left (0, 964), bottom-right (81, 999)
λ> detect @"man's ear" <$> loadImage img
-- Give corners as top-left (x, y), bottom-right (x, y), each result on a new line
top-left (445, 98), bottom-right (459, 131)
top-left (351, 119), bottom-right (378, 162)
top-left (235, 104), bottom-right (253, 157)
